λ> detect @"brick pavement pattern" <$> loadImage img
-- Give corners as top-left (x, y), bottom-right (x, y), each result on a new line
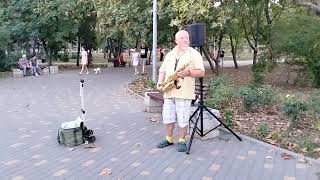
top-left (0, 67), bottom-right (319, 180)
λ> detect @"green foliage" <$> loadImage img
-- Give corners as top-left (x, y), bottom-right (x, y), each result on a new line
top-left (71, 52), bottom-right (77, 59)
top-left (257, 122), bottom-right (269, 138)
top-left (238, 85), bottom-right (279, 111)
top-left (307, 91), bottom-right (320, 118)
top-left (224, 109), bottom-right (234, 129)
top-left (147, 79), bottom-right (156, 90)
top-left (251, 53), bottom-right (274, 86)
top-left (251, 64), bottom-right (265, 86)
top-left (296, 137), bottom-right (318, 155)
top-left (273, 13), bottom-right (320, 87)
top-left (60, 53), bottom-right (69, 62)
top-left (0, 52), bottom-right (21, 72)
top-left (206, 76), bottom-right (235, 109)
top-left (208, 76), bottom-right (229, 89)
top-left (282, 95), bottom-right (307, 125)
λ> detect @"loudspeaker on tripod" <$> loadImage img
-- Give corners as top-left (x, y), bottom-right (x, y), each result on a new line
top-left (187, 23), bottom-right (206, 47)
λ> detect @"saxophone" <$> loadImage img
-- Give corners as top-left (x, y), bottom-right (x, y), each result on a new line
top-left (158, 63), bottom-right (190, 93)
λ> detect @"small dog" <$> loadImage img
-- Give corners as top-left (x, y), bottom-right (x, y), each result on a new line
top-left (93, 67), bottom-right (101, 74)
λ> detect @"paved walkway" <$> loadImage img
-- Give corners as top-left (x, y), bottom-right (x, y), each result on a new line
top-left (0, 65), bottom-right (319, 180)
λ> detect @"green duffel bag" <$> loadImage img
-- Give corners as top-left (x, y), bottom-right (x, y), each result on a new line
top-left (57, 127), bottom-right (84, 147)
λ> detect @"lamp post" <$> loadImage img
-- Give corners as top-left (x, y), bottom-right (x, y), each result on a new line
top-left (152, 0), bottom-right (157, 82)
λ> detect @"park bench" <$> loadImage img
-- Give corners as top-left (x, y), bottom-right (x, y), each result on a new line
top-left (12, 61), bottom-right (59, 78)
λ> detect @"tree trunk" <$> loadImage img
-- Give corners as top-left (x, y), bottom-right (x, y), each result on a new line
top-left (107, 38), bottom-right (112, 58)
top-left (214, 31), bottom-right (224, 74)
top-left (229, 33), bottom-right (238, 69)
top-left (32, 38), bottom-right (36, 56)
top-left (88, 50), bottom-right (93, 67)
top-left (77, 36), bottom-right (80, 66)
top-left (202, 47), bottom-right (215, 74)
top-left (253, 48), bottom-right (258, 65)
top-left (41, 39), bottom-right (51, 67)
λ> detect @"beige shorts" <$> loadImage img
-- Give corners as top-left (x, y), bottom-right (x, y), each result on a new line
top-left (162, 98), bottom-right (192, 128)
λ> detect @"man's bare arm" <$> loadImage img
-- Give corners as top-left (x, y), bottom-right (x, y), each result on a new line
top-left (157, 72), bottom-right (166, 90)
top-left (189, 69), bottom-right (205, 78)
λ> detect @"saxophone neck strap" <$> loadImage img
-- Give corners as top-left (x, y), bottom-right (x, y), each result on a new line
top-left (174, 50), bottom-right (188, 71)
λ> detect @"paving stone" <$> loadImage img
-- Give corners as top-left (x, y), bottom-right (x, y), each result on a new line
top-left (0, 68), bottom-right (319, 180)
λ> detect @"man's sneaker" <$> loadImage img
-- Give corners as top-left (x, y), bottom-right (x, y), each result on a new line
top-left (177, 141), bottom-right (187, 152)
top-left (157, 139), bottom-right (173, 148)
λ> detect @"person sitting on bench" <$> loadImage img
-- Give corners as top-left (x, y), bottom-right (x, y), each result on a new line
top-left (18, 54), bottom-right (36, 76)
top-left (30, 56), bottom-right (41, 76)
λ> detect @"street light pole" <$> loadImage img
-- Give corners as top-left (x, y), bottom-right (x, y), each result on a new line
top-left (152, 0), bottom-right (157, 82)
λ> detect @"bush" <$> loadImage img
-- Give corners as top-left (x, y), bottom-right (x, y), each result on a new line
top-left (273, 13), bottom-right (320, 87)
top-left (0, 51), bottom-right (21, 71)
top-left (257, 122), bottom-right (269, 138)
top-left (146, 78), bottom-right (156, 90)
top-left (224, 109), bottom-right (234, 129)
top-left (237, 85), bottom-right (279, 111)
top-left (307, 91), bottom-right (320, 118)
top-left (251, 55), bottom-right (268, 86)
top-left (208, 75), bottom-right (229, 90)
top-left (57, 51), bottom-right (69, 62)
top-left (71, 52), bottom-right (77, 59)
top-left (282, 95), bottom-right (307, 125)
top-left (296, 137), bottom-right (318, 156)
top-left (206, 76), bottom-right (235, 109)
top-left (238, 86), bottom-right (260, 111)
top-left (60, 53), bottom-right (69, 62)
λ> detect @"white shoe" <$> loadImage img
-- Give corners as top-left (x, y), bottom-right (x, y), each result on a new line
top-left (35, 73), bottom-right (39, 77)
top-left (79, 72), bottom-right (82, 75)
top-left (86, 72), bottom-right (89, 74)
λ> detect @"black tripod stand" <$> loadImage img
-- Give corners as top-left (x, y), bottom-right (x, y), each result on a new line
top-left (186, 77), bottom-right (242, 154)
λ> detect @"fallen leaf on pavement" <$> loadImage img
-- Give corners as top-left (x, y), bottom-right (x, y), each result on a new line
top-left (99, 168), bottom-right (112, 176)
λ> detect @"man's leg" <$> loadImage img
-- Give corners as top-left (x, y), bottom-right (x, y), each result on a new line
top-left (165, 123), bottom-right (175, 141)
top-left (176, 99), bottom-right (192, 152)
top-left (178, 126), bottom-right (188, 142)
top-left (157, 98), bottom-right (176, 148)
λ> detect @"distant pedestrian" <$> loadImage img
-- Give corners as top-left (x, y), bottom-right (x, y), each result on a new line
top-left (219, 49), bottom-right (225, 68)
top-left (140, 44), bottom-right (148, 75)
top-left (131, 48), bottom-right (140, 75)
top-left (79, 47), bottom-right (89, 75)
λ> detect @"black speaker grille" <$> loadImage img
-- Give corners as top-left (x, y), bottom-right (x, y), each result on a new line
top-left (187, 23), bottom-right (206, 47)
